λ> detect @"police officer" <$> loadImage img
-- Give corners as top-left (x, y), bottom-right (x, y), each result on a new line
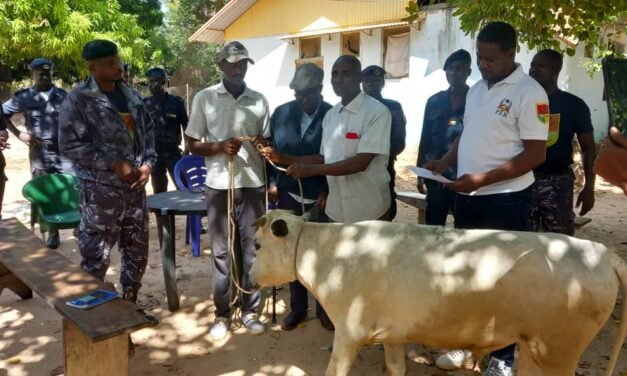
top-left (361, 65), bottom-right (406, 220)
top-left (58, 40), bottom-right (157, 303)
top-left (122, 63), bottom-right (130, 85)
top-left (143, 67), bottom-right (189, 193)
top-left (2, 58), bottom-right (74, 248)
top-left (0, 105), bottom-right (8, 222)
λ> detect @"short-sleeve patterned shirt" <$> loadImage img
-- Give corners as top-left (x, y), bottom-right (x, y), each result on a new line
top-left (185, 82), bottom-right (270, 190)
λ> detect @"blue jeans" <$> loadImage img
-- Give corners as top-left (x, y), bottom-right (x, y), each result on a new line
top-left (454, 186), bottom-right (532, 367)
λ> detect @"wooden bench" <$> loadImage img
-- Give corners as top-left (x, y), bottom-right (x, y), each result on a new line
top-left (0, 218), bottom-right (156, 376)
top-left (396, 191), bottom-right (427, 224)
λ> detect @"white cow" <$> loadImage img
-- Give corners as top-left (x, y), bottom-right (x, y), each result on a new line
top-left (250, 210), bottom-right (627, 376)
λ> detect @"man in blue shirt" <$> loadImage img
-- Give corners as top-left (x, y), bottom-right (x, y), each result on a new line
top-left (2, 58), bottom-right (73, 248)
top-left (361, 65), bottom-right (406, 220)
top-left (266, 63), bottom-right (334, 331)
top-left (417, 50), bottom-right (471, 226)
top-left (143, 67), bottom-right (189, 193)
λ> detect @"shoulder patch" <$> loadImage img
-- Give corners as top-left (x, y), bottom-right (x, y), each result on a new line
top-left (536, 103), bottom-right (550, 125)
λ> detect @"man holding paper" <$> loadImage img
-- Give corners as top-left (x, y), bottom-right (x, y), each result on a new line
top-left (425, 22), bottom-right (548, 374)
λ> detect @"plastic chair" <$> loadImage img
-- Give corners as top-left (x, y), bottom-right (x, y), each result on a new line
top-left (173, 155), bottom-right (207, 257)
top-left (22, 173), bottom-right (80, 239)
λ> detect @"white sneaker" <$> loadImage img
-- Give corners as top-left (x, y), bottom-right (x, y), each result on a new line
top-left (209, 317), bottom-right (230, 341)
top-left (482, 357), bottom-right (513, 376)
top-left (435, 349), bottom-right (474, 370)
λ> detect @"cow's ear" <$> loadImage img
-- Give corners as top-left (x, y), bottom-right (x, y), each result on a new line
top-left (270, 219), bottom-right (289, 237)
top-left (253, 216), bottom-right (267, 228)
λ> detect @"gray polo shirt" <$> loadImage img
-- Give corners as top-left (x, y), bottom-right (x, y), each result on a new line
top-left (185, 82), bottom-right (270, 190)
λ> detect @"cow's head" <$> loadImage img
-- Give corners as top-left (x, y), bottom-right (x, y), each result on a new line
top-left (250, 210), bottom-right (305, 288)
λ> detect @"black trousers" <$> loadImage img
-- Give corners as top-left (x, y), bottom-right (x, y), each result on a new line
top-left (453, 186), bottom-right (532, 367)
top-left (425, 180), bottom-right (456, 226)
top-left (151, 152), bottom-right (182, 193)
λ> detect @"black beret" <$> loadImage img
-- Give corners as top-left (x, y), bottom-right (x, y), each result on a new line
top-left (362, 65), bottom-right (386, 77)
top-left (82, 40), bottom-right (118, 61)
top-left (123, 63), bottom-right (130, 71)
top-left (146, 67), bottom-right (167, 79)
top-left (28, 58), bottom-right (53, 70)
top-left (444, 49), bottom-right (471, 70)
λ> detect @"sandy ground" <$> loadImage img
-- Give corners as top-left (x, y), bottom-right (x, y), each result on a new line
top-left (0, 136), bottom-right (626, 376)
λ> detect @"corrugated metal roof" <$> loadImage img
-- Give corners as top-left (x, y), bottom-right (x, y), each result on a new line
top-left (188, 0), bottom-right (258, 43)
top-left (278, 20), bottom-right (410, 40)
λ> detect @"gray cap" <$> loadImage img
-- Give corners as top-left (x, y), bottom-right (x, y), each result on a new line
top-left (290, 63), bottom-right (324, 91)
top-left (217, 41), bottom-right (254, 64)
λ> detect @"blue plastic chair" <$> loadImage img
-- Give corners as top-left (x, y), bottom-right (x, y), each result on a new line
top-left (174, 155), bottom-right (207, 257)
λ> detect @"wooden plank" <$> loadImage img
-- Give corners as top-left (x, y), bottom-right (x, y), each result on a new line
top-left (63, 319), bottom-right (129, 376)
top-left (0, 264), bottom-right (32, 299)
top-left (0, 218), bottom-right (155, 341)
top-left (395, 191), bottom-right (426, 209)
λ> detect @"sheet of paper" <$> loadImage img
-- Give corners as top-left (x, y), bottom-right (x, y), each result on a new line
top-left (405, 166), bottom-right (453, 184)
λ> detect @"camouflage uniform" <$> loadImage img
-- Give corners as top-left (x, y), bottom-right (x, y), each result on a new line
top-left (2, 86), bottom-right (74, 176)
top-left (58, 77), bottom-right (156, 293)
top-left (529, 172), bottom-right (575, 235)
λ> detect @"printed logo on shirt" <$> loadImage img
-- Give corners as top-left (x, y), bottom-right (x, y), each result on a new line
top-left (546, 113), bottom-right (560, 147)
top-left (166, 113), bottom-right (177, 118)
top-left (536, 103), bottom-right (550, 125)
top-left (495, 98), bottom-right (512, 118)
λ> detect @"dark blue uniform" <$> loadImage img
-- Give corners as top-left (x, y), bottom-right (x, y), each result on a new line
top-left (143, 93), bottom-right (188, 193)
top-left (417, 89), bottom-right (464, 226)
top-left (379, 98), bottom-right (406, 219)
top-left (0, 106), bottom-right (7, 220)
top-left (3, 86), bottom-right (74, 176)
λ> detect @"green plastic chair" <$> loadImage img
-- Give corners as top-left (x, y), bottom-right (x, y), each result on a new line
top-left (22, 173), bottom-right (80, 236)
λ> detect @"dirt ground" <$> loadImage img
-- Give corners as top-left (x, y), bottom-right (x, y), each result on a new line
top-left (0, 137), bottom-right (626, 376)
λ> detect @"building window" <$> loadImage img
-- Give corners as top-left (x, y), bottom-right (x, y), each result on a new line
top-left (383, 26), bottom-right (410, 78)
top-left (341, 32), bottom-right (360, 56)
top-left (296, 37), bottom-right (323, 69)
top-left (300, 37), bottom-right (321, 59)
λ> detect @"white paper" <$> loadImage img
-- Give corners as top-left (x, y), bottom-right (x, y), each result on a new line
top-left (405, 166), bottom-right (453, 184)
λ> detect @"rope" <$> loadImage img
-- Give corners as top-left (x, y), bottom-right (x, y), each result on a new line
top-left (226, 138), bottom-right (306, 300)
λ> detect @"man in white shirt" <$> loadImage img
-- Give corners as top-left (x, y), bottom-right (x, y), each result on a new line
top-left (185, 41), bottom-right (269, 341)
top-left (264, 55), bottom-right (392, 223)
top-left (426, 22), bottom-right (549, 376)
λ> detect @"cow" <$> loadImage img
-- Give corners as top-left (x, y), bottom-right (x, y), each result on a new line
top-left (250, 210), bottom-right (627, 376)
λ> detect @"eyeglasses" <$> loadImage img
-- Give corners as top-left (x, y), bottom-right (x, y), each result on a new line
top-left (294, 87), bottom-right (321, 100)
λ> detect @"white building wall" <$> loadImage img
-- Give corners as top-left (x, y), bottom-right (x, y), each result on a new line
top-left (236, 6), bottom-right (610, 147)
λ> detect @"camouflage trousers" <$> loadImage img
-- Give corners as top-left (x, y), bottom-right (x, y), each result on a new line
top-left (30, 147), bottom-right (74, 177)
top-left (78, 179), bottom-right (149, 291)
top-left (530, 172), bottom-right (575, 236)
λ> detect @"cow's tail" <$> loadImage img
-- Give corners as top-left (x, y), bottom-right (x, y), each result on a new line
top-left (605, 251), bottom-right (627, 376)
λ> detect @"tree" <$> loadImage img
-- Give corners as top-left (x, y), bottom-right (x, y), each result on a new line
top-left (164, 0), bottom-right (228, 87)
top-left (0, 0), bottom-right (148, 82)
top-left (405, 0), bottom-right (627, 73)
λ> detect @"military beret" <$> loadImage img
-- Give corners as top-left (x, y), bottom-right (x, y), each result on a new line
top-left (290, 63), bottom-right (323, 92)
top-left (28, 58), bottom-right (53, 70)
top-left (444, 49), bottom-right (471, 70)
top-left (82, 40), bottom-right (118, 61)
top-left (145, 67), bottom-right (167, 79)
top-left (217, 41), bottom-right (254, 64)
top-left (361, 65), bottom-right (386, 78)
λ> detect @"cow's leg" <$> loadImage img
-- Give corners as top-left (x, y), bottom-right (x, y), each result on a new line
top-left (325, 335), bottom-right (360, 376)
top-left (518, 340), bottom-right (579, 376)
top-left (383, 343), bottom-right (406, 376)
top-left (516, 343), bottom-right (542, 376)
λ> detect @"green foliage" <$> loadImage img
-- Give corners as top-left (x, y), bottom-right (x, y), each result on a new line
top-left (164, 0), bottom-right (228, 87)
top-left (405, 0), bottom-right (627, 74)
top-left (0, 0), bottom-right (149, 82)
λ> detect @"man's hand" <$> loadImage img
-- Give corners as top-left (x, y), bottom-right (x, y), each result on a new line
top-left (18, 132), bottom-right (33, 146)
top-left (220, 138), bottom-right (242, 156)
top-left (113, 160), bottom-right (138, 183)
top-left (576, 186), bottom-right (594, 215)
top-left (251, 135), bottom-right (270, 149)
top-left (0, 130), bottom-right (9, 150)
top-left (423, 159), bottom-right (450, 175)
top-left (286, 163), bottom-right (314, 179)
top-left (268, 185), bottom-right (278, 205)
top-left (417, 177), bottom-right (426, 194)
top-left (260, 146), bottom-right (283, 164)
top-left (130, 165), bottom-right (151, 190)
top-left (447, 173), bottom-right (487, 193)
top-left (594, 127), bottom-right (627, 195)
top-left (317, 192), bottom-right (327, 210)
